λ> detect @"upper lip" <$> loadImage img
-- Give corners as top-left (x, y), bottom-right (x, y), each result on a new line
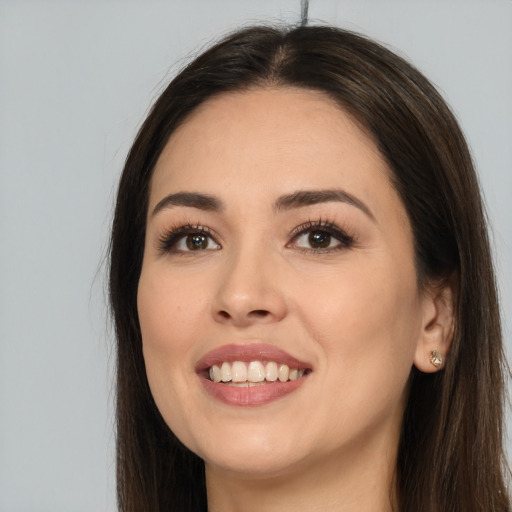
top-left (195, 343), bottom-right (312, 373)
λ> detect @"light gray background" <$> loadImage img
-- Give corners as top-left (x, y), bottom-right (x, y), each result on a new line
top-left (1, 1), bottom-right (510, 510)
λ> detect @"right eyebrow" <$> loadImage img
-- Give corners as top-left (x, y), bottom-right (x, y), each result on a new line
top-left (151, 192), bottom-right (224, 217)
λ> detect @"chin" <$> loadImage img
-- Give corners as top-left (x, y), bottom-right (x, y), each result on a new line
top-left (194, 429), bottom-right (309, 479)
top-left (204, 451), bottom-right (306, 480)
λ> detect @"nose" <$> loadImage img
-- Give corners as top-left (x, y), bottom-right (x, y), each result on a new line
top-left (211, 249), bottom-right (288, 328)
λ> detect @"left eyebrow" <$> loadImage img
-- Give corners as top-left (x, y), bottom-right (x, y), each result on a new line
top-left (274, 189), bottom-right (376, 222)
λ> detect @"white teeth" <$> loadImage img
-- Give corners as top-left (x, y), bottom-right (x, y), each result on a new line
top-left (278, 364), bottom-right (289, 382)
top-left (208, 360), bottom-right (308, 383)
top-left (265, 361), bottom-right (278, 382)
top-left (210, 364), bottom-right (222, 383)
top-left (288, 369), bottom-right (305, 380)
top-left (220, 361), bottom-right (232, 382)
top-left (247, 361), bottom-right (265, 382)
top-left (231, 361), bottom-right (247, 382)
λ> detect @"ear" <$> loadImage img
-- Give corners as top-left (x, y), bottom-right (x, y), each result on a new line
top-left (413, 275), bottom-right (457, 373)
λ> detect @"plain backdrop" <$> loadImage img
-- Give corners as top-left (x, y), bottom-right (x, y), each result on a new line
top-left (0, 1), bottom-right (511, 510)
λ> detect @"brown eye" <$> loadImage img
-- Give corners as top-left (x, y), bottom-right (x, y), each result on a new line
top-left (186, 233), bottom-right (209, 250)
top-left (289, 222), bottom-right (355, 253)
top-left (308, 231), bottom-right (331, 248)
top-left (162, 229), bottom-right (220, 253)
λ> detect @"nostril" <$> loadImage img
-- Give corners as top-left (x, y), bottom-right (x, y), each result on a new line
top-left (249, 310), bottom-right (270, 318)
top-left (213, 306), bottom-right (279, 326)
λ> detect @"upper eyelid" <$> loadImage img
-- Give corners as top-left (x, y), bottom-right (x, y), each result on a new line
top-left (287, 220), bottom-right (356, 247)
top-left (165, 224), bottom-right (216, 237)
top-left (156, 224), bottom-right (221, 252)
top-left (157, 219), bottom-right (354, 250)
top-left (289, 219), bottom-right (346, 236)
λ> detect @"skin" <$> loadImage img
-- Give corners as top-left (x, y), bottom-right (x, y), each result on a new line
top-left (137, 88), bottom-right (453, 511)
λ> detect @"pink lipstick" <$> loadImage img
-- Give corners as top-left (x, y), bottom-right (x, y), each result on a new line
top-left (196, 344), bottom-right (312, 406)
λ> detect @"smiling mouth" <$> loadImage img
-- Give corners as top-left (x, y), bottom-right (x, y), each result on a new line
top-left (197, 345), bottom-right (312, 405)
top-left (207, 361), bottom-right (311, 385)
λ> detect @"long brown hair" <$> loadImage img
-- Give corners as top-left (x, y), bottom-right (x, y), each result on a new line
top-left (109, 25), bottom-right (510, 511)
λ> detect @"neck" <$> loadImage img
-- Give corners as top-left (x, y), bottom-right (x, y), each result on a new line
top-left (205, 429), bottom-right (398, 512)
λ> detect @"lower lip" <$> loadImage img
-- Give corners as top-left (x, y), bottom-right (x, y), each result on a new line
top-left (200, 376), bottom-right (308, 406)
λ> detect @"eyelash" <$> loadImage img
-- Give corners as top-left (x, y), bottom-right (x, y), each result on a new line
top-left (157, 223), bottom-right (219, 254)
top-left (156, 219), bottom-right (356, 255)
top-left (287, 219), bottom-right (356, 253)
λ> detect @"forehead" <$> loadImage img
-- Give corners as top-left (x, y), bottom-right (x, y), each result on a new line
top-left (150, 87), bottom-right (400, 218)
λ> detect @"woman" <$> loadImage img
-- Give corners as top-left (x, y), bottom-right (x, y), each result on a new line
top-left (109, 25), bottom-right (510, 511)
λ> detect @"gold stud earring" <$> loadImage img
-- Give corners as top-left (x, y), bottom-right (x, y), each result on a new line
top-left (429, 350), bottom-right (443, 368)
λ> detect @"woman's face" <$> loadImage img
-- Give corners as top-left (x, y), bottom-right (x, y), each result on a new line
top-left (138, 88), bottom-right (432, 479)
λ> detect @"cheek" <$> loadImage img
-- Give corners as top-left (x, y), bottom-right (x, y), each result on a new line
top-left (302, 254), bottom-right (418, 320)
top-left (137, 267), bottom-right (210, 355)
top-left (295, 256), bottom-right (421, 384)
top-left (137, 267), bottom-right (214, 449)
top-left (137, 268), bottom-right (206, 398)
top-left (293, 263), bottom-right (421, 441)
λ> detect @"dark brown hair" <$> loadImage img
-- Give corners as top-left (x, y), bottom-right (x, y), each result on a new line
top-left (109, 25), bottom-right (510, 511)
